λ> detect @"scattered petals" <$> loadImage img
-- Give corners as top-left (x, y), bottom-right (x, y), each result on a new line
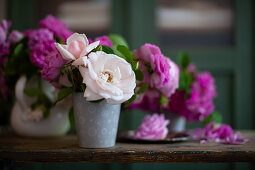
top-left (192, 122), bottom-right (248, 145)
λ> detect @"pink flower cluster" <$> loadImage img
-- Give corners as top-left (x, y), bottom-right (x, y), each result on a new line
top-left (192, 121), bottom-right (248, 145)
top-left (168, 72), bottom-right (216, 122)
top-left (26, 15), bottom-right (73, 85)
top-left (135, 44), bottom-right (179, 97)
top-left (28, 28), bottom-right (56, 68)
top-left (130, 44), bottom-right (179, 113)
top-left (39, 15), bottom-right (72, 41)
top-left (0, 20), bottom-right (23, 99)
top-left (134, 113), bottom-right (170, 140)
top-left (89, 35), bottom-right (113, 47)
top-left (0, 20), bottom-right (11, 57)
top-left (40, 51), bottom-right (66, 83)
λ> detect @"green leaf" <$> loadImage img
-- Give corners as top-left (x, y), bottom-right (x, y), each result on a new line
top-left (89, 98), bottom-right (104, 103)
top-left (124, 94), bottom-right (136, 108)
top-left (91, 44), bottom-right (102, 52)
top-left (131, 61), bottom-right (139, 71)
top-left (117, 45), bottom-right (131, 60)
top-left (159, 95), bottom-right (169, 105)
top-left (14, 43), bottom-right (23, 56)
top-left (178, 52), bottom-right (190, 69)
top-left (68, 107), bottom-right (75, 128)
top-left (137, 84), bottom-right (148, 94)
top-left (109, 34), bottom-right (128, 48)
top-left (57, 87), bottom-right (74, 102)
top-left (202, 111), bottom-right (222, 126)
top-left (102, 45), bottom-right (114, 54)
top-left (24, 88), bottom-right (41, 97)
top-left (135, 70), bottom-right (144, 81)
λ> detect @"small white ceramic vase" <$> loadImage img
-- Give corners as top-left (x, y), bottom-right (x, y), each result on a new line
top-left (165, 112), bottom-right (186, 133)
top-left (10, 75), bottom-right (71, 137)
top-left (73, 93), bottom-right (121, 148)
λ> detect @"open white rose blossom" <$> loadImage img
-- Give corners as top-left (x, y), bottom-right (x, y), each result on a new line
top-left (80, 51), bottom-right (136, 104)
top-left (55, 32), bottom-right (136, 104)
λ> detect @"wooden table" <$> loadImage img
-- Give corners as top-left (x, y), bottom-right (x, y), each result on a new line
top-left (0, 131), bottom-right (254, 163)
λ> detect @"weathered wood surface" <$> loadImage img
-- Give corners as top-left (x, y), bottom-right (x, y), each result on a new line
top-left (0, 131), bottom-right (255, 163)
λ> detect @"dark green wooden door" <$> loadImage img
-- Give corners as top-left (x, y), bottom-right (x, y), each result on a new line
top-left (113, 0), bottom-right (254, 170)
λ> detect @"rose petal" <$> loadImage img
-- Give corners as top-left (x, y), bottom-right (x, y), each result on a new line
top-left (80, 41), bottom-right (100, 57)
top-left (72, 56), bottom-right (88, 66)
top-left (84, 87), bottom-right (103, 101)
top-left (66, 33), bottom-right (88, 46)
top-left (54, 43), bottom-right (75, 60)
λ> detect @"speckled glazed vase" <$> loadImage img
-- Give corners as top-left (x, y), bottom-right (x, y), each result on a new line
top-left (73, 93), bottom-right (121, 148)
top-left (165, 112), bottom-right (186, 133)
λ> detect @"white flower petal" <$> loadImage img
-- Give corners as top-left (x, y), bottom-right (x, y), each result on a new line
top-left (79, 51), bottom-right (136, 104)
top-left (84, 88), bottom-right (103, 101)
top-left (80, 41), bottom-right (100, 57)
top-left (72, 57), bottom-right (88, 67)
top-left (55, 43), bottom-right (75, 60)
top-left (66, 33), bottom-right (89, 46)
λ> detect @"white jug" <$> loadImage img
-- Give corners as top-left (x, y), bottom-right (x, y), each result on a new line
top-left (11, 75), bottom-right (71, 137)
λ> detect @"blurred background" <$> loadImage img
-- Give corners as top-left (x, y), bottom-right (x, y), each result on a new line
top-left (0, 0), bottom-right (254, 169)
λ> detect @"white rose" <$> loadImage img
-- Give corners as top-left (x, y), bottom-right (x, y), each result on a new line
top-left (79, 51), bottom-right (136, 104)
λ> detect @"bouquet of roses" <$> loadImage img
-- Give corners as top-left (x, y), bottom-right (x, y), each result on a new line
top-left (52, 32), bottom-right (138, 105)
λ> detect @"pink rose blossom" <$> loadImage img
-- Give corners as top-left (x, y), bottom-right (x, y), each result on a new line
top-left (8, 30), bottom-right (23, 43)
top-left (129, 90), bottom-right (161, 113)
top-left (0, 20), bottom-right (11, 57)
top-left (192, 122), bottom-right (248, 145)
top-left (135, 43), bottom-right (179, 97)
top-left (168, 71), bottom-right (216, 122)
top-left (158, 59), bottom-right (179, 97)
top-left (55, 33), bottom-right (100, 66)
top-left (41, 51), bottom-right (66, 83)
top-left (134, 113), bottom-right (170, 140)
top-left (95, 35), bottom-right (113, 47)
top-left (27, 28), bottom-right (54, 50)
top-left (30, 39), bottom-right (56, 68)
top-left (187, 63), bottom-right (197, 73)
top-left (0, 20), bottom-right (11, 45)
top-left (39, 15), bottom-right (72, 41)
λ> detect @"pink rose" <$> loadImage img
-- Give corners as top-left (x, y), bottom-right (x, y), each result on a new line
top-left (55, 33), bottom-right (100, 66)
top-left (134, 113), bottom-right (170, 140)
top-left (158, 59), bottom-right (179, 97)
top-left (135, 43), bottom-right (179, 97)
top-left (95, 35), bottom-right (113, 47)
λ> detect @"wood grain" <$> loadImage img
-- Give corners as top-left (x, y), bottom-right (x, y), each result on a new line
top-left (0, 131), bottom-right (255, 163)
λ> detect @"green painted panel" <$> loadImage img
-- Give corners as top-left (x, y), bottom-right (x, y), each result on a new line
top-left (7, 0), bottom-right (37, 30)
